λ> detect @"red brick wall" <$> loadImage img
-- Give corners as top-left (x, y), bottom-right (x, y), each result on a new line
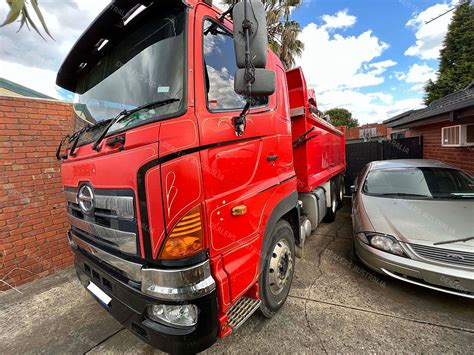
top-left (0, 96), bottom-right (74, 291)
top-left (410, 121), bottom-right (474, 176)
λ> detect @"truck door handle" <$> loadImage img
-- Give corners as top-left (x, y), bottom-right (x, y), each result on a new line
top-left (267, 154), bottom-right (278, 162)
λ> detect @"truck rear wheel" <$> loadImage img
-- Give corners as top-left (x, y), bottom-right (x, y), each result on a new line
top-left (337, 176), bottom-right (345, 210)
top-left (323, 181), bottom-right (337, 222)
top-left (259, 220), bottom-right (295, 318)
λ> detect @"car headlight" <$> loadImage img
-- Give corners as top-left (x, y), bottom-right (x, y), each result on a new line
top-left (147, 304), bottom-right (199, 328)
top-left (356, 232), bottom-right (407, 257)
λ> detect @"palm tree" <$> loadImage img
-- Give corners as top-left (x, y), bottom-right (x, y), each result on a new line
top-left (1, 0), bottom-right (53, 40)
top-left (225, 0), bottom-right (304, 69)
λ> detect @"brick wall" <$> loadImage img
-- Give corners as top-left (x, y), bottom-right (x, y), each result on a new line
top-left (0, 96), bottom-right (75, 291)
top-left (410, 121), bottom-right (474, 176)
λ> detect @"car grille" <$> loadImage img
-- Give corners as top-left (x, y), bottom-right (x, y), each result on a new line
top-left (409, 243), bottom-right (474, 267)
top-left (64, 187), bottom-right (138, 255)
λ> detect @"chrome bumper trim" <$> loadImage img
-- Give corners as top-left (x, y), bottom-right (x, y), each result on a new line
top-left (65, 191), bottom-right (135, 220)
top-left (381, 268), bottom-right (474, 299)
top-left (67, 214), bottom-right (137, 254)
top-left (142, 261), bottom-right (216, 301)
top-left (69, 233), bottom-right (142, 281)
top-left (69, 233), bottom-right (216, 301)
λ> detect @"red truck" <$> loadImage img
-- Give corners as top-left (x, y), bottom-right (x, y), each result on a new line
top-left (56, 0), bottom-right (346, 353)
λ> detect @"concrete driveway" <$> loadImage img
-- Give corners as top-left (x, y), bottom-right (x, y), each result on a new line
top-left (1, 202), bottom-right (473, 354)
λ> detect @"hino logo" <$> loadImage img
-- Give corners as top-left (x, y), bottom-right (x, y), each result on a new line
top-left (446, 253), bottom-right (465, 261)
top-left (77, 185), bottom-right (94, 213)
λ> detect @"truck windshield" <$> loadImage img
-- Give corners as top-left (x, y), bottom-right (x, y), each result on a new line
top-left (72, 8), bottom-right (185, 140)
top-left (363, 167), bottom-right (474, 199)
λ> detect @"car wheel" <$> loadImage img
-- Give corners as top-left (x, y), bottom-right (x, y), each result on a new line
top-left (259, 220), bottom-right (295, 318)
top-left (324, 181), bottom-right (337, 223)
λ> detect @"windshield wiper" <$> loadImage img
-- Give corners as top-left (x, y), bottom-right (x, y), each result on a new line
top-left (57, 119), bottom-right (113, 159)
top-left (434, 236), bottom-right (474, 246)
top-left (378, 193), bottom-right (431, 198)
top-left (69, 124), bottom-right (91, 157)
top-left (92, 98), bottom-right (180, 152)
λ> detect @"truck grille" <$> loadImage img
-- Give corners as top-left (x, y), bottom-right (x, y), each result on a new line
top-left (409, 243), bottom-right (474, 267)
top-left (65, 187), bottom-right (138, 255)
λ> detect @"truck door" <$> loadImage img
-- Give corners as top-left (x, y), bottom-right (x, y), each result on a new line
top-left (193, 4), bottom-right (281, 305)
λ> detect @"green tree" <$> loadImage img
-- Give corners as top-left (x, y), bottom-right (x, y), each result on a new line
top-left (225, 0), bottom-right (304, 69)
top-left (324, 108), bottom-right (359, 128)
top-left (1, 0), bottom-right (53, 40)
top-left (424, 0), bottom-right (474, 104)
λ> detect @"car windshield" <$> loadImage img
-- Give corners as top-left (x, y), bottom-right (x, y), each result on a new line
top-left (362, 167), bottom-right (474, 199)
top-left (71, 8), bottom-right (185, 145)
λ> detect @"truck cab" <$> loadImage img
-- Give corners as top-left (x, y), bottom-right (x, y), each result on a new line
top-left (56, 1), bottom-right (345, 353)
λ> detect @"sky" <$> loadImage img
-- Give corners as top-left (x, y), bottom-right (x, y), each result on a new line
top-left (0, 0), bottom-right (460, 124)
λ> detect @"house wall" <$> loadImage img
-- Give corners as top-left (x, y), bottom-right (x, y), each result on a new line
top-left (0, 96), bottom-right (75, 291)
top-left (410, 120), bottom-right (474, 176)
top-left (346, 123), bottom-right (387, 141)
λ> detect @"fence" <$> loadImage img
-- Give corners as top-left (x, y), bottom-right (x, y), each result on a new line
top-left (345, 137), bottom-right (423, 195)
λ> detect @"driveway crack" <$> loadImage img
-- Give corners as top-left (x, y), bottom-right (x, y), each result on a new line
top-left (291, 294), bottom-right (474, 334)
top-left (303, 235), bottom-right (335, 354)
top-left (83, 327), bottom-right (125, 354)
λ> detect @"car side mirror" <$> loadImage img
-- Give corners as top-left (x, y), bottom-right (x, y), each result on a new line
top-left (350, 185), bottom-right (356, 194)
top-left (232, 0), bottom-right (275, 97)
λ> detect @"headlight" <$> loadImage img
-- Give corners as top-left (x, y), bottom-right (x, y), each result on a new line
top-left (147, 304), bottom-right (199, 328)
top-left (357, 232), bottom-right (407, 257)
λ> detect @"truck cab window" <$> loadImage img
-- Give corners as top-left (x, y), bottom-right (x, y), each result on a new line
top-left (203, 19), bottom-right (267, 111)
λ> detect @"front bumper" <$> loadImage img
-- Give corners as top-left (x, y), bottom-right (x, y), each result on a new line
top-left (72, 247), bottom-right (219, 353)
top-left (355, 237), bottom-right (474, 299)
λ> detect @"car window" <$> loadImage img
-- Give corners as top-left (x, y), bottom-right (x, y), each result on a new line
top-left (202, 19), bottom-right (268, 111)
top-left (363, 167), bottom-right (474, 199)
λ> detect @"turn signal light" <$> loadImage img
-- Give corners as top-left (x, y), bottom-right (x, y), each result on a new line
top-left (159, 206), bottom-right (204, 260)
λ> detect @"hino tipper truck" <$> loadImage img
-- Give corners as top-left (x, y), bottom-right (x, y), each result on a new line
top-left (56, 0), bottom-right (346, 352)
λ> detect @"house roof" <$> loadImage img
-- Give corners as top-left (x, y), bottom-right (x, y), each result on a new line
top-left (0, 77), bottom-right (54, 100)
top-left (384, 81), bottom-right (474, 128)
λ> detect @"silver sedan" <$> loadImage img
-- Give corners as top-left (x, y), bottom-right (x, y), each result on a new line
top-left (351, 159), bottom-right (474, 298)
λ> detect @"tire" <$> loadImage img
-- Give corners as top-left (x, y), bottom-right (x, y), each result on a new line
top-left (259, 220), bottom-right (295, 318)
top-left (337, 176), bottom-right (345, 210)
top-left (323, 181), bottom-right (337, 223)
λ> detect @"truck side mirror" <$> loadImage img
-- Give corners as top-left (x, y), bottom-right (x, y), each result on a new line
top-left (234, 68), bottom-right (275, 96)
top-left (232, 0), bottom-right (276, 97)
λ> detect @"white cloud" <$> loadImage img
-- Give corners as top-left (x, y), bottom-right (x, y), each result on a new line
top-left (0, 61), bottom-right (61, 99)
top-left (318, 90), bottom-right (424, 124)
top-left (296, 22), bottom-right (390, 92)
top-left (321, 9), bottom-right (357, 30)
top-left (0, 0), bottom-right (109, 97)
top-left (396, 63), bottom-right (437, 92)
top-left (404, 1), bottom-right (459, 60)
top-left (368, 60), bottom-right (398, 75)
top-left (294, 9), bottom-right (425, 124)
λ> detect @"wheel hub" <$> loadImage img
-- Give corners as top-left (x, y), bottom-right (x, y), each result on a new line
top-left (268, 239), bottom-right (293, 295)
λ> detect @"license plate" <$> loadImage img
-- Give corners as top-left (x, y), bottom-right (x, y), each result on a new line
top-left (87, 282), bottom-right (112, 306)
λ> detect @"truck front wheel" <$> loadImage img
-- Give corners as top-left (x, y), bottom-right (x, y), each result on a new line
top-left (259, 220), bottom-right (295, 318)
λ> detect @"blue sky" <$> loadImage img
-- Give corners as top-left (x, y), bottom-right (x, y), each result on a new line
top-left (0, 0), bottom-right (459, 124)
top-left (291, 0), bottom-right (458, 123)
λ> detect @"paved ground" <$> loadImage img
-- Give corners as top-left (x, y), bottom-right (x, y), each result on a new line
top-left (1, 202), bottom-right (473, 354)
